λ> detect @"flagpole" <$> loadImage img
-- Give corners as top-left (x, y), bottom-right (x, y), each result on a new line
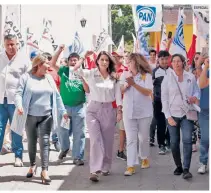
top-left (108, 4), bottom-right (112, 53)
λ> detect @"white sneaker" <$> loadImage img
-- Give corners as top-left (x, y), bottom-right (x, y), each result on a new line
top-left (198, 163), bottom-right (207, 174)
top-left (14, 158), bottom-right (23, 167)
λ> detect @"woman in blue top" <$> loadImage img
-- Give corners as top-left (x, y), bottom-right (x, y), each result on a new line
top-left (11, 54), bottom-right (68, 184)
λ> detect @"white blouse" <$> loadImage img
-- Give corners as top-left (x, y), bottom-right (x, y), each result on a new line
top-left (120, 71), bottom-right (153, 119)
top-left (75, 68), bottom-right (122, 106)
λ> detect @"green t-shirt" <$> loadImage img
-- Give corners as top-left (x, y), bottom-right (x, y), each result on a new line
top-left (58, 66), bottom-right (86, 107)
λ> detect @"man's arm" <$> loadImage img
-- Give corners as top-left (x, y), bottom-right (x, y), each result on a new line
top-left (199, 58), bottom-right (209, 89)
top-left (50, 44), bottom-right (65, 72)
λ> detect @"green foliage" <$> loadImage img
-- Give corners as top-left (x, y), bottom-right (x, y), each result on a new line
top-left (111, 4), bottom-right (135, 52)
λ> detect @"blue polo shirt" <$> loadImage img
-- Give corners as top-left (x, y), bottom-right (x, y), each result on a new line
top-left (200, 70), bottom-right (209, 110)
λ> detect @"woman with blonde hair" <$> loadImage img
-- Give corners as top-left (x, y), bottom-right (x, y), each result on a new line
top-left (119, 53), bottom-right (153, 176)
top-left (11, 54), bottom-right (68, 184)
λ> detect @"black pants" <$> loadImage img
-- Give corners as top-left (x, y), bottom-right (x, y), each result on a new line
top-left (25, 114), bottom-right (53, 171)
top-left (150, 116), bottom-right (157, 143)
top-left (153, 101), bottom-right (170, 148)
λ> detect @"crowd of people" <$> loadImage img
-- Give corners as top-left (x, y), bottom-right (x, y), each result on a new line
top-left (0, 34), bottom-right (209, 185)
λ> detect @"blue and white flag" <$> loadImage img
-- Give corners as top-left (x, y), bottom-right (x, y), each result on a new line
top-left (69, 32), bottom-right (84, 55)
top-left (169, 8), bottom-right (187, 58)
top-left (137, 25), bottom-right (149, 58)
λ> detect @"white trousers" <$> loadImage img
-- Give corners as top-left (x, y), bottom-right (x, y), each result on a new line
top-left (123, 116), bottom-right (152, 167)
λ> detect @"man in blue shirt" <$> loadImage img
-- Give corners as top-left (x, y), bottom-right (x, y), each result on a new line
top-left (198, 57), bottom-right (209, 174)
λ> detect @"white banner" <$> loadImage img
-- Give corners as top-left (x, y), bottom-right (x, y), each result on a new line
top-left (160, 23), bottom-right (167, 51)
top-left (4, 13), bottom-right (24, 48)
top-left (132, 4), bottom-right (162, 32)
top-left (94, 28), bottom-right (114, 53)
top-left (192, 5), bottom-right (209, 51)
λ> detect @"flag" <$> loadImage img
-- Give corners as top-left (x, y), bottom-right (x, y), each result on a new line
top-left (26, 27), bottom-right (39, 50)
top-left (4, 12), bottom-right (24, 48)
top-left (160, 23), bottom-right (167, 50)
top-left (137, 25), bottom-right (149, 58)
top-left (118, 8), bottom-right (123, 17)
top-left (169, 8), bottom-right (187, 58)
top-left (85, 53), bottom-right (97, 69)
top-left (187, 34), bottom-right (197, 65)
top-left (132, 32), bottom-right (138, 53)
top-left (94, 28), bottom-right (114, 53)
top-left (117, 35), bottom-right (124, 56)
top-left (39, 19), bottom-right (59, 53)
top-left (69, 32), bottom-right (84, 55)
top-left (156, 32), bottom-right (160, 54)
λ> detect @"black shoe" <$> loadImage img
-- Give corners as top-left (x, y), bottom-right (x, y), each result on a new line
top-left (150, 142), bottom-right (155, 147)
top-left (174, 167), bottom-right (183, 175)
top-left (183, 169), bottom-right (192, 179)
top-left (159, 146), bottom-right (166, 155)
top-left (117, 151), bottom-right (127, 161)
top-left (58, 149), bottom-right (69, 160)
top-left (73, 159), bottom-right (84, 166)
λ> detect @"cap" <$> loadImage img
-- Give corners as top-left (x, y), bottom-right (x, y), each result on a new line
top-left (30, 51), bottom-right (38, 60)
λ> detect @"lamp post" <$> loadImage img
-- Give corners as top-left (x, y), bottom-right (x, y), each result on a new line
top-left (80, 18), bottom-right (87, 28)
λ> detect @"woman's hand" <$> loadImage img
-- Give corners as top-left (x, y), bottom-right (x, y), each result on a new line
top-left (126, 77), bottom-right (135, 86)
top-left (187, 96), bottom-right (198, 104)
top-left (167, 117), bottom-right (177, 126)
top-left (63, 113), bottom-right (69, 121)
top-left (17, 107), bottom-right (23, 115)
top-left (117, 111), bottom-right (122, 122)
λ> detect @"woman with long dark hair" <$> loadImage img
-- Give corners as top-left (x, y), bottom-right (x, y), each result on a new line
top-left (73, 51), bottom-right (122, 182)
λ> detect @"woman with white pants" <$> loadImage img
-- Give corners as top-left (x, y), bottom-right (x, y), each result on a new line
top-left (120, 53), bottom-right (153, 176)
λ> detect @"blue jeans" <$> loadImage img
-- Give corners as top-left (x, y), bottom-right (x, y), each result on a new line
top-left (167, 116), bottom-right (194, 170)
top-left (0, 98), bottom-right (23, 159)
top-left (59, 103), bottom-right (85, 160)
top-left (199, 109), bottom-right (209, 165)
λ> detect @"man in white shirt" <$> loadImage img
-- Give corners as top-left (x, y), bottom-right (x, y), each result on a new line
top-left (149, 49), bottom-right (157, 70)
top-left (0, 34), bottom-right (30, 167)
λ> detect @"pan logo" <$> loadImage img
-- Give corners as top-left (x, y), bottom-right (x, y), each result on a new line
top-left (136, 5), bottom-right (156, 28)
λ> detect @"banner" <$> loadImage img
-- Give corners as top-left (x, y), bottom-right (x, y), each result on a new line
top-left (4, 13), bottom-right (24, 48)
top-left (94, 28), bottom-right (114, 53)
top-left (169, 8), bottom-right (187, 58)
top-left (192, 5), bottom-right (209, 51)
top-left (137, 25), bottom-right (149, 58)
top-left (132, 4), bottom-right (162, 32)
top-left (160, 23), bottom-right (167, 51)
top-left (26, 27), bottom-right (39, 50)
top-left (39, 19), bottom-right (59, 53)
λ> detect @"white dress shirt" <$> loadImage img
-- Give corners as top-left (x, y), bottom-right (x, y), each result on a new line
top-left (161, 70), bottom-right (200, 119)
top-left (0, 49), bottom-right (30, 104)
top-left (76, 68), bottom-right (122, 106)
top-left (120, 71), bottom-right (153, 119)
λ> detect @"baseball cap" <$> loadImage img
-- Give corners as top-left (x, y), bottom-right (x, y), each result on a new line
top-left (30, 51), bottom-right (38, 60)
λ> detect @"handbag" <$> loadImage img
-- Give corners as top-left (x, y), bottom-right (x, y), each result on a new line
top-left (171, 72), bottom-right (198, 121)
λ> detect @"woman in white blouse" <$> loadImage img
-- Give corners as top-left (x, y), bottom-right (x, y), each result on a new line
top-left (120, 53), bottom-right (153, 176)
top-left (161, 54), bottom-right (200, 180)
top-left (73, 51), bottom-right (122, 182)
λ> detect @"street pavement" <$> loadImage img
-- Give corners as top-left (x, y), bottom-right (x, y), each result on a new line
top-left (0, 131), bottom-right (209, 190)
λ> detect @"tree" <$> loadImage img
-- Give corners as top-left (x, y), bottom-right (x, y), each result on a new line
top-left (111, 5), bottom-right (135, 52)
